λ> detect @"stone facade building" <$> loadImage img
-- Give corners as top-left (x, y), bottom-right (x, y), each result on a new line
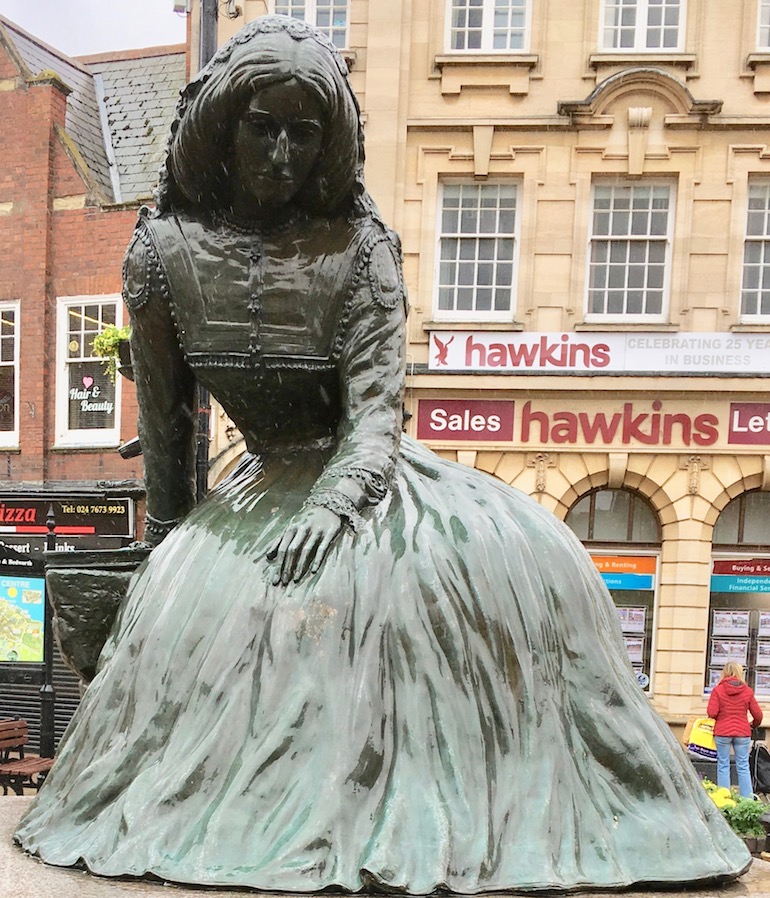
top-left (195, 0), bottom-right (770, 736)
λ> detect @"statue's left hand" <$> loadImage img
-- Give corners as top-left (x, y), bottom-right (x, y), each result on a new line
top-left (267, 505), bottom-right (343, 585)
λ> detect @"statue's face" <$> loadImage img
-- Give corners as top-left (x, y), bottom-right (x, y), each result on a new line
top-left (231, 78), bottom-right (324, 213)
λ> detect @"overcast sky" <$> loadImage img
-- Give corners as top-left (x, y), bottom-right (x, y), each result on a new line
top-left (0, 0), bottom-right (187, 56)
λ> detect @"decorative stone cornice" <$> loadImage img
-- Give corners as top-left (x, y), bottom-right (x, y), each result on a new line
top-left (558, 67), bottom-right (722, 125)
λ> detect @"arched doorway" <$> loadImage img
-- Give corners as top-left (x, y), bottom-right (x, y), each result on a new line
top-left (566, 488), bottom-right (661, 690)
top-left (707, 490), bottom-right (770, 696)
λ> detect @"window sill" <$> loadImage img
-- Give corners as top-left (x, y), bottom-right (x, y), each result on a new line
top-left (745, 54), bottom-right (770, 93)
top-left (341, 49), bottom-right (356, 71)
top-left (588, 52), bottom-right (696, 73)
top-left (432, 53), bottom-right (539, 96)
top-left (0, 444), bottom-right (20, 453)
top-left (424, 319), bottom-right (525, 331)
top-left (574, 321), bottom-right (679, 332)
top-left (730, 322), bottom-right (770, 332)
top-left (52, 441), bottom-right (122, 452)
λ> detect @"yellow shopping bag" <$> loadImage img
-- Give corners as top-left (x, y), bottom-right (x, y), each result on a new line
top-left (687, 717), bottom-right (717, 759)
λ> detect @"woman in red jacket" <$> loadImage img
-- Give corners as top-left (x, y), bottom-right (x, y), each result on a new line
top-left (707, 662), bottom-right (763, 797)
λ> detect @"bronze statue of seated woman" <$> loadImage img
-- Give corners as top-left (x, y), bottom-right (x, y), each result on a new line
top-left (15, 15), bottom-right (750, 893)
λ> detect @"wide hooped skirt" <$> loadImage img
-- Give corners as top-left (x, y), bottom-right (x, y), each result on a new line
top-left (15, 436), bottom-right (749, 892)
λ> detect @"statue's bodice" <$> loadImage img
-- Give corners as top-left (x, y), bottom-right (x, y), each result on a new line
top-left (144, 212), bottom-right (367, 451)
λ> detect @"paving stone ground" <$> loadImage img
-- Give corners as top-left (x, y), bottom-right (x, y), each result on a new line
top-left (3, 796), bottom-right (770, 898)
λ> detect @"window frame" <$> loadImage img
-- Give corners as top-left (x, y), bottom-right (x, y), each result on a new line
top-left (708, 492), bottom-right (770, 697)
top-left (272, 0), bottom-right (349, 49)
top-left (598, 0), bottom-right (685, 53)
top-left (740, 180), bottom-right (770, 323)
top-left (433, 179), bottom-right (521, 323)
top-left (584, 179), bottom-right (675, 324)
top-left (565, 488), bottom-right (661, 694)
top-left (445, 0), bottom-right (531, 53)
top-left (55, 295), bottom-right (123, 449)
top-left (0, 300), bottom-right (19, 448)
top-left (759, 0), bottom-right (770, 50)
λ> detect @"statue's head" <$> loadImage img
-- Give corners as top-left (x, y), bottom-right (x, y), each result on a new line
top-left (159, 16), bottom-right (363, 218)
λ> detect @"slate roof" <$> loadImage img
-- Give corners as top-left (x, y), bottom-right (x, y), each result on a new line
top-left (0, 16), bottom-right (185, 204)
top-left (82, 49), bottom-right (187, 203)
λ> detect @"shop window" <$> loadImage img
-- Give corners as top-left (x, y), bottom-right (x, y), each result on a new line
top-left (566, 487), bottom-right (660, 543)
top-left (740, 182), bottom-right (770, 321)
top-left (760, 0), bottom-right (770, 49)
top-left (435, 182), bottom-right (518, 321)
top-left (273, 0), bottom-right (348, 48)
top-left (446, 0), bottom-right (529, 52)
top-left (566, 488), bottom-right (660, 689)
top-left (709, 491), bottom-right (770, 697)
top-left (55, 296), bottom-right (121, 448)
top-left (0, 302), bottom-right (18, 447)
top-left (586, 182), bottom-right (672, 322)
top-left (600, 0), bottom-right (683, 51)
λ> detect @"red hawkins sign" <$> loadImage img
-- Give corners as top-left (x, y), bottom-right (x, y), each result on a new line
top-left (416, 400), bottom-right (770, 446)
top-left (417, 400), bottom-right (515, 441)
top-left (429, 331), bottom-right (770, 374)
top-left (728, 403), bottom-right (770, 445)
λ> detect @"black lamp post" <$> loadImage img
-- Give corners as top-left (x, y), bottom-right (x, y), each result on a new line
top-left (195, 0), bottom-right (218, 501)
top-left (40, 504), bottom-right (56, 757)
top-left (199, 0), bottom-right (218, 69)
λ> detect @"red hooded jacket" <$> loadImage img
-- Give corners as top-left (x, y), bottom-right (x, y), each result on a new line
top-left (707, 678), bottom-right (763, 737)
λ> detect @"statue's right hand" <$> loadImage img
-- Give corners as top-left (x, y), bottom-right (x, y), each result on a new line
top-left (267, 505), bottom-right (342, 586)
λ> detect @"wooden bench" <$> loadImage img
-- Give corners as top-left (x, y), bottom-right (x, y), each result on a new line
top-left (0, 718), bottom-right (54, 795)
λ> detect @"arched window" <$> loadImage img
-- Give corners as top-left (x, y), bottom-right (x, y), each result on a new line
top-left (714, 490), bottom-right (770, 549)
top-left (565, 488), bottom-right (660, 544)
top-left (566, 488), bottom-right (661, 691)
top-left (707, 489), bottom-right (770, 697)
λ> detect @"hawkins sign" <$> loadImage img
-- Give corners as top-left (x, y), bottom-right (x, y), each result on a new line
top-left (416, 399), bottom-right (770, 447)
top-left (428, 331), bottom-right (770, 373)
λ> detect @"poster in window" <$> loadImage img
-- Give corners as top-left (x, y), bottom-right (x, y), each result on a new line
top-left (756, 671), bottom-right (770, 695)
top-left (757, 642), bottom-right (770, 668)
top-left (760, 612), bottom-right (770, 637)
top-left (0, 574), bottom-right (44, 662)
top-left (0, 367), bottom-right (13, 432)
top-left (709, 639), bottom-right (748, 666)
top-left (616, 606), bottom-right (646, 633)
top-left (711, 609), bottom-right (750, 636)
top-left (707, 668), bottom-right (722, 690)
top-left (68, 362), bottom-right (115, 430)
top-left (623, 636), bottom-right (644, 665)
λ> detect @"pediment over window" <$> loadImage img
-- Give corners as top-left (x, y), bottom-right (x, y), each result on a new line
top-left (557, 68), bottom-right (722, 127)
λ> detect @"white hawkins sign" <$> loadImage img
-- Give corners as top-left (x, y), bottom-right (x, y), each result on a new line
top-left (428, 332), bottom-right (770, 374)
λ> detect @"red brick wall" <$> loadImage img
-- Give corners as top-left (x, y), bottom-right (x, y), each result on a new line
top-left (0, 55), bottom-right (144, 489)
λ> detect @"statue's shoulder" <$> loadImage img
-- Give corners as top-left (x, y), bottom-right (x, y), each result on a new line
top-left (354, 219), bottom-right (406, 313)
top-left (122, 208), bottom-right (182, 313)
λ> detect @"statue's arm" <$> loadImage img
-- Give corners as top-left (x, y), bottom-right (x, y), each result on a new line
top-left (123, 225), bottom-right (197, 546)
top-left (306, 230), bottom-right (407, 527)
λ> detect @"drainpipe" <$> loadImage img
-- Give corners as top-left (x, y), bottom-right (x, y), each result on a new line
top-left (195, 0), bottom-right (218, 501)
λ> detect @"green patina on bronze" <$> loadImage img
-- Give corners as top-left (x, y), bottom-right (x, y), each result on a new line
top-left (44, 548), bottom-right (150, 684)
top-left (15, 15), bottom-right (751, 892)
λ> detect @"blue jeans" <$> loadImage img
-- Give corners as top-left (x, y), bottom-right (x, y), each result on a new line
top-left (715, 735), bottom-right (753, 798)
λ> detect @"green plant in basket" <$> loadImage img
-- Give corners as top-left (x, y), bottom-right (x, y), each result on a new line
top-left (92, 325), bottom-right (130, 383)
top-left (721, 794), bottom-right (767, 837)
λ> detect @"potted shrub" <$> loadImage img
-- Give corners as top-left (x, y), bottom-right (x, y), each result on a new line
top-left (92, 324), bottom-right (131, 382)
top-left (723, 796), bottom-right (768, 853)
top-left (702, 780), bottom-right (767, 853)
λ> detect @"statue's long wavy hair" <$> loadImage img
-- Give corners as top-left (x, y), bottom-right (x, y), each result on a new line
top-left (155, 16), bottom-right (377, 222)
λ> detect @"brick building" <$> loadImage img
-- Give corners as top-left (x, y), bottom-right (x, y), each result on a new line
top-left (0, 16), bottom-right (185, 744)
